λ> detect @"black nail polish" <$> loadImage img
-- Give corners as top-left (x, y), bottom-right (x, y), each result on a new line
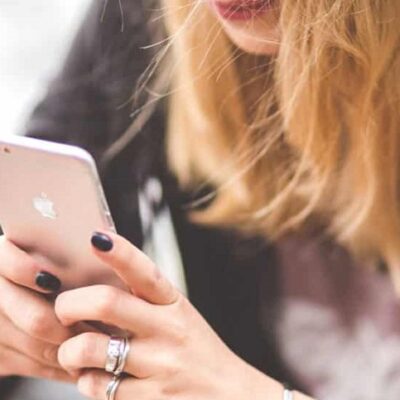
top-left (35, 272), bottom-right (61, 292)
top-left (91, 232), bottom-right (113, 252)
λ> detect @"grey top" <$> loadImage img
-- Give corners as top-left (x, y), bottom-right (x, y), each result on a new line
top-left (6, 380), bottom-right (84, 400)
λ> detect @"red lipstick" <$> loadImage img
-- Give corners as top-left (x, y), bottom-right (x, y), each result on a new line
top-left (212, 0), bottom-right (274, 21)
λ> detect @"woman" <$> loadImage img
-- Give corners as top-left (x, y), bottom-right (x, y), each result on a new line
top-left (1, 0), bottom-right (399, 399)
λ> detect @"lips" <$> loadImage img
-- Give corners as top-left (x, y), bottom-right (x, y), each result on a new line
top-left (212, 0), bottom-right (274, 21)
top-left (217, 0), bottom-right (271, 9)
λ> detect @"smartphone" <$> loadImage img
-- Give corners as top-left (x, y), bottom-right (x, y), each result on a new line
top-left (0, 135), bottom-right (126, 291)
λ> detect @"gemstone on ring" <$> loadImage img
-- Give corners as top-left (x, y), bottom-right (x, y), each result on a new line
top-left (114, 337), bottom-right (130, 376)
top-left (105, 336), bottom-right (125, 374)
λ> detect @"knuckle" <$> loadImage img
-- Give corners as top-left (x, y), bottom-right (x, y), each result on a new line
top-left (167, 319), bottom-right (189, 345)
top-left (78, 372), bottom-right (103, 398)
top-left (77, 333), bottom-right (98, 364)
top-left (160, 375), bottom-right (183, 396)
top-left (57, 343), bottom-right (69, 368)
top-left (165, 297), bottom-right (191, 344)
top-left (4, 261), bottom-right (21, 282)
top-left (175, 294), bottom-right (191, 313)
top-left (59, 333), bottom-right (98, 369)
top-left (26, 310), bottom-right (49, 337)
top-left (142, 273), bottom-right (162, 294)
top-left (94, 286), bottom-right (120, 316)
top-left (54, 294), bottom-right (72, 326)
top-left (11, 259), bottom-right (35, 283)
top-left (163, 353), bottom-right (182, 376)
top-left (1, 257), bottom-right (28, 284)
top-left (42, 345), bottom-right (58, 364)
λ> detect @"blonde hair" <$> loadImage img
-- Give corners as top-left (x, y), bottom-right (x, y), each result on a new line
top-left (159, 1), bottom-right (400, 286)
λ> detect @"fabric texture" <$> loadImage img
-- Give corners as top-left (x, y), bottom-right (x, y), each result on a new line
top-left (3, 1), bottom-right (400, 399)
top-left (272, 235), bottom-right (400, 400)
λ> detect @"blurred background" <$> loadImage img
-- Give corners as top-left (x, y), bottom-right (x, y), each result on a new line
top-left (0, 0), bottom-right (91, 137)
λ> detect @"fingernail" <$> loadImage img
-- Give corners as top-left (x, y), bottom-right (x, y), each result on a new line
top-left (91, 232), bottom-right (113, 252)
top-left (35, 271), bottom-right (62, 292)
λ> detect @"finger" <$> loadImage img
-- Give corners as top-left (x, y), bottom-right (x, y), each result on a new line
top-left (0, 345), bottom-right (74, 383)
top-left (55, 286), bottom-right (162, 336)
top-left (0, 236), bottom-right (61, 293)
top-left (58, 332), bottom-right (168, 378)
top-left (91, 231), bottom-right (178, 305)
top-left (0, 313), bottom-right (59, 368)
top-left (78, 370), bottom-right (155, 400)
top-left (0, 276), bottom-right (73, 345)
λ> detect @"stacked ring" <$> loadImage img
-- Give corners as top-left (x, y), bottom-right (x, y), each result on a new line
top-left (106, 336), bottom-right (121, 373)
top-left (106, 375), bottom-right (122, 400)
top-left (114, 338), bottom-right (130, 376)
top-left (105, 336), bottom-right (131, 400)
top-left (105, 336), bottom-right (130, 376)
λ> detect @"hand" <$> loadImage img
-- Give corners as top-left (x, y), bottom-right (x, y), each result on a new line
top-left (55, 231), bottom-right (283, 400)
top-left (0, 236), bottom-right (76, 382)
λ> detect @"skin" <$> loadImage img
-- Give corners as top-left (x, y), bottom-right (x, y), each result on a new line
top-left (0, 3), bottom-right (315, 399)
top-left (0, 236), bottom-right (74, 382)
top-left (0, 231), bottom-right (313, 399)
top-left (209, 0), bottom-right (281, 55)
top-left (54, 231), bottom-right (313, 400)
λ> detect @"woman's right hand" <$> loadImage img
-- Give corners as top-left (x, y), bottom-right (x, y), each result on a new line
top-left (0, 236), bottom-right (76, 382)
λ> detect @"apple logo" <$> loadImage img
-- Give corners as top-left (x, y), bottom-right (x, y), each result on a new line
top-left (33, 193), bottom-right (57, 220)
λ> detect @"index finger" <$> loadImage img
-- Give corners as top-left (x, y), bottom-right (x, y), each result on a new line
top-left (0, 236), bottom-right (61, 294)
top-left (90, 231), bottom-right (179, 305)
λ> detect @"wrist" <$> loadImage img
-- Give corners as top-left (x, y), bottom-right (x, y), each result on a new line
top-left (239, 363), bottom-right (315, 400)
top-left (225, 354), bottom-right (283, 400)
top-left (247, 366), bottom-right (284, 400)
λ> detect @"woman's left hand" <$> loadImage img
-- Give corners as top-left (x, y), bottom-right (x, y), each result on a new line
top-left (54, 231), bottom-right (279, 400)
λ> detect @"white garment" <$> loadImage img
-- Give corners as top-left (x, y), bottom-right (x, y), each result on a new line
top-left (138, 177), bottom-right (187, 295)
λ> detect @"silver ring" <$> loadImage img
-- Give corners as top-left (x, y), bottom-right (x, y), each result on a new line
top-left (106, 375), bottom-right (122, 400)
top-left (105, 336), bottom-right (125, 374)
top-left (114, 337), bottom-right (130, 376)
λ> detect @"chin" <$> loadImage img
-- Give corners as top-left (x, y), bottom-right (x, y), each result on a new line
top-left (221, 22), bottom-right (280, 56)
top-left (228, 34), bottom-right (280, 55)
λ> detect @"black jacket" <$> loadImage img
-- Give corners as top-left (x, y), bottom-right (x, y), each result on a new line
top-left (5, 0), bottom-right (296, 393)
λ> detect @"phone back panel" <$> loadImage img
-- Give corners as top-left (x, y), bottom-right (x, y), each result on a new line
top-left (0, 136), bottom-right (125, 291)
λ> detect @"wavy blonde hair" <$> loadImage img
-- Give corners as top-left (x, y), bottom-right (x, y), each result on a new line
top-left (159, 0), bottom-right (400, 286)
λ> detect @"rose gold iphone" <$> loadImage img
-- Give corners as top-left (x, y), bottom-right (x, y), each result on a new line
top-left (0, 135), bottom-right (126, 291)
